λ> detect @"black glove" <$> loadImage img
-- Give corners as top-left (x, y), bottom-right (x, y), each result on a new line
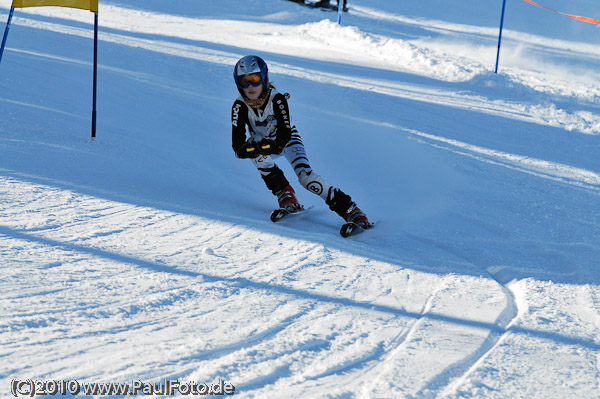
top-left (235, 141), bottom-right (259, 159)
top-left (258, 139), bottom-right (282, 155)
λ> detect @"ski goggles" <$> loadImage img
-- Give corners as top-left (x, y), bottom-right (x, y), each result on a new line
top-left (237, 73), bottom-right (263, 89)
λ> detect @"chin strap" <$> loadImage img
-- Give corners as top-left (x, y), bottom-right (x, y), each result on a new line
top-left (244, 86), bottom-right (272, 109)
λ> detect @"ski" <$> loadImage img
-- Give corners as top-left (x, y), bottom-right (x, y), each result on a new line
top-left (270, 205), bottom-right (375, 238)
top-left (340, 221), bottom-right (376, 238)
top-left (270, 205), bottom-right (313, 223)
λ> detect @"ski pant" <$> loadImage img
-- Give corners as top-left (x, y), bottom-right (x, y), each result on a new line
top-left (250, 132), bottom-right (354, 216)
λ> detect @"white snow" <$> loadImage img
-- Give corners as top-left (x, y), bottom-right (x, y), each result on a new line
top-left (1, 0), bottom-right (599, 397)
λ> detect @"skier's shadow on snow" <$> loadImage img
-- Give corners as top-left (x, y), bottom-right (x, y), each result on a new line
top-left (2, 224), bottom-right (599, 352)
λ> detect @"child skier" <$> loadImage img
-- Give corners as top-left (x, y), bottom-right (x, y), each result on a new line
top-left (231, 55), bottom-right (371, 233)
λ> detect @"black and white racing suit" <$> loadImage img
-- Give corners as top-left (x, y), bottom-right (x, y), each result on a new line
top-left (231, 88), bottom-right (354, 215)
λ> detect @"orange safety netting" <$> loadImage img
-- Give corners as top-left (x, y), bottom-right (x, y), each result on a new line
top-left (522, 0), bottom-right (600, 25)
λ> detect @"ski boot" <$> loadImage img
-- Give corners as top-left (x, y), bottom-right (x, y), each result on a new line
top-left (340, 202), bottom-right (373, 237)
top-left (277, 185), bottom-right (302, 213)
top-left (343, 202), bottom-right (370, 227)
top-left (271, 185), bottom-right (304, 222)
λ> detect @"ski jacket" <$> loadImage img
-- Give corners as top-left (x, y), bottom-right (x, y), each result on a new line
top-left (231, 88), bottom-right (293, 154)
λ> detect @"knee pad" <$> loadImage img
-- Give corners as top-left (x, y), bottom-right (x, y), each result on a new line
top-left (298, 170), bottom-right (331, 200)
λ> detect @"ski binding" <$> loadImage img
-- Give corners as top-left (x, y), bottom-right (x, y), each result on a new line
top-left (340, 221), bottom-right (375, 238)
top-left (270, 205), bottom-right (313, 223)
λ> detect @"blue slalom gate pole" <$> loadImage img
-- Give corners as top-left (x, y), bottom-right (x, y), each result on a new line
top-left (0, 7), bottom-right (15, 66)
top-left (91, 12), bottom-right (98, 140)
top-left (337, 0), bottom-right (342, 24)
top-left (495, 0), bottom-right (508, 74)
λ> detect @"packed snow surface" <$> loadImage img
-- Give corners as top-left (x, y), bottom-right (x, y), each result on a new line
top-left (1, 0), bottom-right (599, 397)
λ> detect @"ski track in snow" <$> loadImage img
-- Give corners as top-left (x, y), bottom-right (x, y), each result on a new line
top-left (0, 173), bottom-right (516, 398)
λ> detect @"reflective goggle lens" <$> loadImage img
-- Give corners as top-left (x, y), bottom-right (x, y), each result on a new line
top-left (237, 73), bottom-right (263, 88)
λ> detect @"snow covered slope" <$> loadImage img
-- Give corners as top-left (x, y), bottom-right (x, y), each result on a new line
top-left (1, 0), bottom-right (599, 397)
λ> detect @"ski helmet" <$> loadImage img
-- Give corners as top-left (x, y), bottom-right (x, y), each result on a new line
top-left (233, 55), bottom-right (269, 94)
